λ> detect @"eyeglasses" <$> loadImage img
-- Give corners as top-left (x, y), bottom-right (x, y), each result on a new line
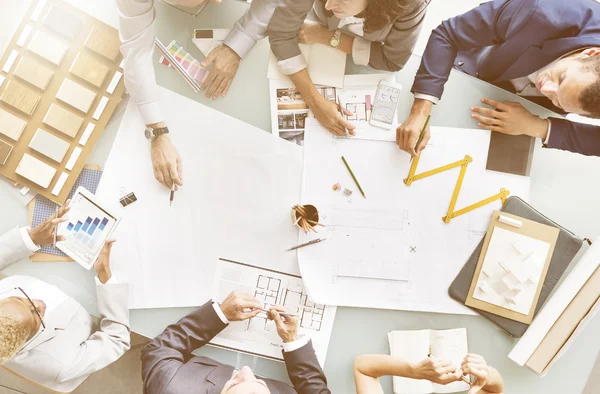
top-left (0, 287), bottom-right (46, 329)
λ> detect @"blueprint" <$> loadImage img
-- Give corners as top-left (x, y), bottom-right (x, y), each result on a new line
top-left (299, 118), bottom-right (532, 314)
top-left (211, 258), bottom-right (336, 364)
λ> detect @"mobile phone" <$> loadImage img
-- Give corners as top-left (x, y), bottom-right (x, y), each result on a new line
top-left (369, 80), bottom-right (402, 129)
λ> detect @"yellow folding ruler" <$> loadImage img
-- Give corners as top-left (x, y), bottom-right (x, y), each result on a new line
top-left (404, 154), bottom-right (509, 223)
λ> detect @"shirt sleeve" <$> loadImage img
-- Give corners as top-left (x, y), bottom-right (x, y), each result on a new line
top-left (413, 93), bottom-right (439, 105)
top-left (95, 276), bottom-right (120, 285)
top-left (282, 335), bottom-right (309, 353)
top-left (117, 0), bottom-right (164, 125)
top-left (352, 36), bottom-right (371, 66)
top-left (19, 227), bottom-right (40, 253)
top-left (224, 0), bottom-right (280, 59)
top-left (212, 302), bottom-right (230, 324)
top-left (543, 118), bottom-right (552, 145)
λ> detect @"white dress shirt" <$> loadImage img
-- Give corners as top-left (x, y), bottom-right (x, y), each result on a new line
top-left (212, 302), bottom-right (309, 352)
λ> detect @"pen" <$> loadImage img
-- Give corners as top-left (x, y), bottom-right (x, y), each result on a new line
top-left (170, 183), bottom-right (175, 207)
top-left (260, 309), bottom-right (299, 318)
top-left (337, 95), bottom-right (348, 137)
top-left (410, 114), bottom-right (431, 163)
top-left (341, 156), bottom-right (366, 199)
top-left (53, 206), bottom-right (58, 246)
top-left (286, 237), bottom-right (327, 251)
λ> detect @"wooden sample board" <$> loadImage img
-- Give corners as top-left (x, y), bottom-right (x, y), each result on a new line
top-left (466, 211), bottom-right (559, 324)
top-left (0, 0), bottom-right (124, 204)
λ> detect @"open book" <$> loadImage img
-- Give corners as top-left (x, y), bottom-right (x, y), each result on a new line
top-left (267, 43), bottom-right (346, 88)
top-left (388, 329), bottom-right (470, 394)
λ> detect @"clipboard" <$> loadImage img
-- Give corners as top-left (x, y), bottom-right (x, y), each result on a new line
top-left (465, 211), bottom-right (560, 324)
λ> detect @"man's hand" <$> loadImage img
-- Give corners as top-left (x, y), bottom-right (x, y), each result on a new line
top-left (472, 98), bottom-right (549, 139)
top-left (298, 22), bottom-right (330, 45)
top-left (200, 45), bottom-right (241, 99)
top-left (461, 354), bottom-right (490, 394)
top-left (269, 306), bottom-right (298, 343)
top-left (412, 357), bottom-right (462, 385)
top-left (396, 99), bottom-right (433, 157)
top-left (151, 133), bottom-right (183, 189)
top-left (219, 291), bottom-right (262, 321)
top-left (28, 199), bottom-right (71, 246)
top-left (94, 240), bottom-right (116, 284)
top-left (312, 97), bottom-right (356, 136)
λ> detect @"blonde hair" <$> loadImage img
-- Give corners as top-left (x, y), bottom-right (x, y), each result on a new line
top-left (0, 299), bottom-right (30, 363)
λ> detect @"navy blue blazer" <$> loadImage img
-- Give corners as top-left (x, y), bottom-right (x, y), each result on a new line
top-left (412, 0), bottom-right (600, 156)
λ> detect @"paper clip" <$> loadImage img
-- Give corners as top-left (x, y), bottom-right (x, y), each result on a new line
top-left (119, 188), bottom-right (137, 207)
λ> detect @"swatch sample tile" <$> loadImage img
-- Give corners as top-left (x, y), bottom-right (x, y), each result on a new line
top-left (65, 146), bottom-right (82, 170)
top-left (79, 123), bottom-right (95, 146)
top-left (43, 103), bottom-right (84, 138)
top-left (28, 31), bottom-right (68, 65)
top-left (84, 26), bottom-right (120, 60)
top-left (16, 153), bottom-right (56, 188)
top-left (29, 128), bottom-right (70, 162)
top-left (44, 5), bottom-right (82, 40)
top-left (2, 50), bottom-right (19, 73)
top-left (16, 25), bottom-right (33, 47)
top-left (56, 78), bottom-right (97, 113)
top-left (0, 108), bottom-right (27, 140)
top-left (0, 80), bottom-right (41, 115)
top-left (0, 139), bottom-right (13, 164)
top-left (69, 53), bottom-right (109, 88)
top-left (13, 56), bottom-right (54, 90)
top-left (52, 172), bottom-right (68, 196)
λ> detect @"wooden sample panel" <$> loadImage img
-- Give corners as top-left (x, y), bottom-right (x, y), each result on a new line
top-left (43, 103), bottom-right (83, 138)
top-left (43, 4), bottom-right (82, 40)
top-left (0, 139), bottom-right (13, 164)
top-left (27, 31), bottom-right (68, 65)
top-left (56, 78), bottom-right (96, 113)
top-left (13, 56), bottom-right (54, 90)
top-left (0, 80), bottom-right (40, 115)
top-left (69, 53), bottom-right (109, 88)
top-left (29, 128), bottom-right (70, 162)
top-left (0, 108), bottom-right (27, 141)
top-left (16, 153), bottom-right (56, 188)
top-left (84, 26), bottom-right (120, 60)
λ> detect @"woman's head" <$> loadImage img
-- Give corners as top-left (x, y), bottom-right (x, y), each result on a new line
top-left (323, 0), bottom-right (418, 33)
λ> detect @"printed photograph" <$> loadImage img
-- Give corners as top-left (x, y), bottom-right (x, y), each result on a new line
top-left (276, 88), bottom-right (309, 110)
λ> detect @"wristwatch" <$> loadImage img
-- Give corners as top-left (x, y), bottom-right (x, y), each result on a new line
top-left (329, 29), bottom-right (341, 49)
top-left (144, 126), bottom-right (169, 142)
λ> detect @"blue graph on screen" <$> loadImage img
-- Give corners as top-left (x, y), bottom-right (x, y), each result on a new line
top-left (66, 216), bottom-right (110, 247)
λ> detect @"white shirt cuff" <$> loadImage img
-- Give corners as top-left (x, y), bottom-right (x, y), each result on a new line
top-left (282, 336), bottom-right (309, 353)
top-left (543, 118), bottom-right (552, 145)
top-left (278, 54), bottom-right (308, 75)
top-left (413, 93), bottom-right (439, 105)
top-left (352, 37), bottom-right (371, 66)
top-left (224, 26), bottom-right (255, 59)
top-left (20, 227), bottom-right (40, 253)
top-left (212, 302), bottom-right (230, 324)
top-left (137, 101), bottom-right (164, 127)
top-left (95, 275), bottom-right (119, 285)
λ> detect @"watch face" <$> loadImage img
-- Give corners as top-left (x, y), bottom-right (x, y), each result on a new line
top-left (330, 38), bottom-right (340, 47)
top-left (144, 128), bottom-right (153, 140)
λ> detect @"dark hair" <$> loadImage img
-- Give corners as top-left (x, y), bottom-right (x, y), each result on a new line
top-left (578, 56), bottom-right (600, 118)
top-left (321, 0), bottom-right (418, 34)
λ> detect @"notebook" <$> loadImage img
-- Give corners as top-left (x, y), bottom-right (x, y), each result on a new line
top-left (388, 329), bottom-right (470, 394)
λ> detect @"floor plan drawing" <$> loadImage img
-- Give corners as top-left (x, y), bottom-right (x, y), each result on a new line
top-left (210, 258), bottom-right (336, 364)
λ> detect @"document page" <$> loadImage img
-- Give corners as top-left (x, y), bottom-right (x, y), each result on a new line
top-left (389, 330), bottom-right (433, 394)
top-left (430, 328), bottom-right (470, 393)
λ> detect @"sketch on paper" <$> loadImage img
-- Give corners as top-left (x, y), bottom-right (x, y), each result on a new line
top-left (210, 258), bottom-right (336, 364)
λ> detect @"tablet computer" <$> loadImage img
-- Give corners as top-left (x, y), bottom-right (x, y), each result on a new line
top-left (56, 186), bottom-right (121, 270)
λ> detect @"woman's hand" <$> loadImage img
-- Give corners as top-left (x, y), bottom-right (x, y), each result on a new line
top-left (311, 97), bottom-right (356, 136)
top-left (298, 22), bottom-right (331, 45)
top-left (28, 199), bottom-right (71, 246)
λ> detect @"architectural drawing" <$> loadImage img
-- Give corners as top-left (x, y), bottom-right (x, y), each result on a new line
top-left (210, 258), bottom-right (336, 364)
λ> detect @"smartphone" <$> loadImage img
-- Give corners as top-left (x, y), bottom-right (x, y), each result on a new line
top-left (369, 80), bottom-right (402, 129)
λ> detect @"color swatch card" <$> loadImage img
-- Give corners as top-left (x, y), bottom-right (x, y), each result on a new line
top-left (0, 0), bottom-right (125, 203)
top-left (159, 40), bottom-right (208, 86)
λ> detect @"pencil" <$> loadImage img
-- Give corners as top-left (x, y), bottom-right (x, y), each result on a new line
top-left (341, 156), bottom-right (366, 198)
top-left (53, 206), bottom-right (58, 246)
top-left (306, 219), bottom-right (325, 227)
top-left (260, 309), bottom-right (298, 318)
top-left (170, 183), bottom-right (175, 207)
top-left (410, 114), bottom-right (431, 163)
top-left (287, 237), bottom-right (327, 251)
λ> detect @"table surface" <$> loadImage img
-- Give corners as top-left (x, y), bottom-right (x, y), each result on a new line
top-left (2, 1), bottom-right (600, 393)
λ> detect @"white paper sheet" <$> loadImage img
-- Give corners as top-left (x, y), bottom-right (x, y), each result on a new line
top-left (267, 44), bottom-right (346, 88)
top-left (509, 237), bottom-right (600, 366)
top-left (473, 227), bottom-right (550, 315)
top-left (96, 87), bottom-right (306, 309)
top-left (211, 258), bottom-right (336, 365)
top-left (299, 119), bottom-right (531, 314)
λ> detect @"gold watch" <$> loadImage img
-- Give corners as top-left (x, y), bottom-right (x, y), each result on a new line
top-left (329, 29), bottom-right (341, 49)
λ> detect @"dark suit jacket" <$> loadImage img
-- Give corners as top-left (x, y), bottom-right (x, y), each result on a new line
top-left (141, 301), bottom-right (331, 394)
top-left (411, 0), bottom-right (600, 156)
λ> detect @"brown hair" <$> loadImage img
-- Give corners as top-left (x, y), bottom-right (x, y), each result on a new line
top-left (578, 56), bottom-right (600, 118)
top-left (321, 0), bottom-right (418, 33)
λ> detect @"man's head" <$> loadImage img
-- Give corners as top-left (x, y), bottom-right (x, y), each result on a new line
top-left (0, 296), bottom-right (46, 362)
top-left (536, 48), bottom-right (600, 118)
top-left (220, 366), bottom-right (270, 394)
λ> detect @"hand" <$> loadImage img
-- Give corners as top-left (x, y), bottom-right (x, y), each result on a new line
top-left (471, 98), bottom-right (549, 139)
top-left (396, 99), bottom-right (433, 157)
top-left (94, 240), bottom-right (116, 284)
top-left (269, 306), bottom-right (298, 343)
top-left (219, 291), bottom-right (262, 321)
top-left (200, 45), bottom-right (240, 99)
top-left (28, 199), bottom-right (71, 246)
top-left (461, 354), bottom-right (490, 394)
top-left (412, 357), bottom-right (462, 385)
top-left (150, 133), bottom-right (183, 190)
top-left (312, 97), bottom-right (356, 136)
top-left (298, 22), bottom-right (330, 45)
